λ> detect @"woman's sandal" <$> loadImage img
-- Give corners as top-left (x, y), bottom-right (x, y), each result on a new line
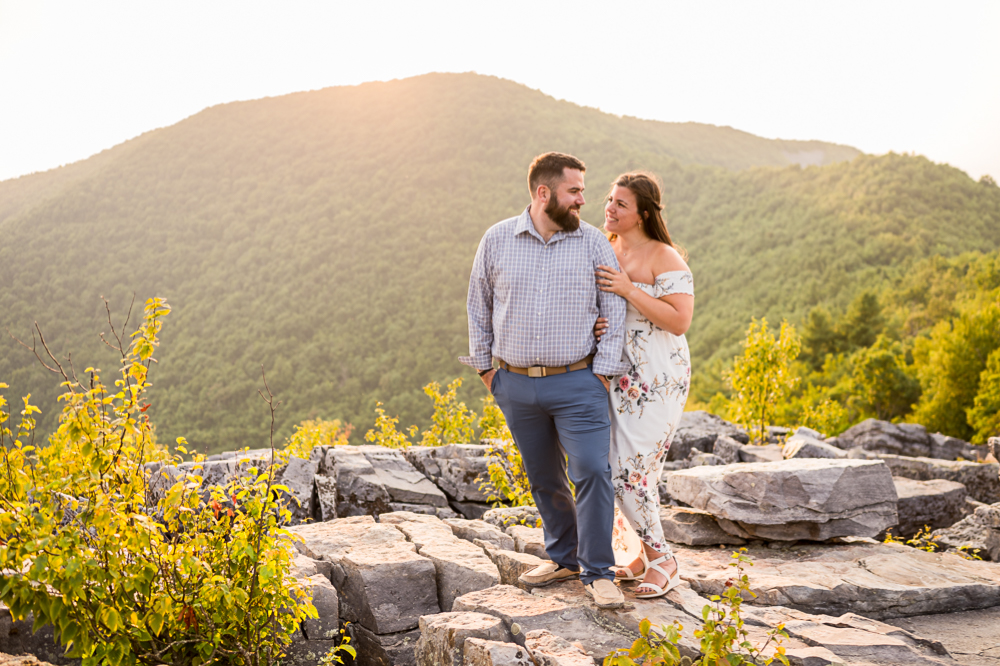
top-left (634, 554), bottom-right (681, 599)
top-left (613, 548), bottom-right (648, 581)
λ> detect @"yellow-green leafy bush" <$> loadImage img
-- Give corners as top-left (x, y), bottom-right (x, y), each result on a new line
top-left (0, 299), bottom-right (315, 666)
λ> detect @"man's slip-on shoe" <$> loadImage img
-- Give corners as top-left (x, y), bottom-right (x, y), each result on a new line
top-left (585, 578), bottom-right (625, 609)
top-left (518, 561), bottom-right (580, 587)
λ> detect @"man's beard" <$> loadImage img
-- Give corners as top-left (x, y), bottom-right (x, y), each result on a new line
top-left (545, 197), bottom-right (581, 231)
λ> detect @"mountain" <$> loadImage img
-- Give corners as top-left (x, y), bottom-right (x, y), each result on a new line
top-left (1, 72), bottom-right (998, 452)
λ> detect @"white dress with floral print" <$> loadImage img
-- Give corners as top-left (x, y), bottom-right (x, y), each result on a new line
top-left (610, 271), bottom-right (693, 559)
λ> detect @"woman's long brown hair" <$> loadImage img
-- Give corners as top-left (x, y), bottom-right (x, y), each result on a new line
top-left (607, 172), bottom-right (687, 259)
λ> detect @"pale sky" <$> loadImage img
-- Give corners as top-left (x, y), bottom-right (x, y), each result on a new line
top-left (1, 1), bottom-right (998, 183)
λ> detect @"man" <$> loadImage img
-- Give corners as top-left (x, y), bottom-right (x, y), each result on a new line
top-left (460, 152), bottom-right (629, 609)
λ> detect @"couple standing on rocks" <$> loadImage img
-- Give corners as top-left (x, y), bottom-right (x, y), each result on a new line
top-left (460, 152), bottom-right (695, 609)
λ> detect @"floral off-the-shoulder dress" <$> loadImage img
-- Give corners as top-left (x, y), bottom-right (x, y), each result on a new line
top-left (609, 270), bottom-right (693, 559)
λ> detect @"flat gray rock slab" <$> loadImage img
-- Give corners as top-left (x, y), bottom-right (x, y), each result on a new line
top-left (353, 625), bottom-right (421, 666)
top-left (524, 629), bottom-right (593, 666)
top-left (739, 443), bottom-right (785, 463)
top-left (405, 444), bottom-right (492, 502)
top-left (664, 459), bottom-right (898, 541)
top-left (837, 418), bottom-right (933, 458)
top-left (361, 445), bottom-right (450, 507)
top-left (886, 606), bottom-right (1000, 666)
top-left (676, 540), bottom-right (1000, 619)
top-left (445, 517), bottom-right (516, 551)
top-left (893, 477), bottom-right (969, 536)
top-left (660, 506), bottom-right (747, 546)
top-left (851, 451), bottom-right (1000, 504)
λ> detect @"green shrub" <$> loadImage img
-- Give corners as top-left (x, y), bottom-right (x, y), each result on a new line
top-left (364, 401), bottom-right (418, 449)
top-left (419, 378), bottom-right (477, 446)
top-left (604, 550), bottom-right (789, 666)
top-left (0, 298), bottom-right (316, 666)
top-left (281, 418), bottom-right (352, 462)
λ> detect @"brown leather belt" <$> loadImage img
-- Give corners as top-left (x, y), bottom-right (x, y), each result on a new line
top-left (498, 355), bottom-right (594, 378)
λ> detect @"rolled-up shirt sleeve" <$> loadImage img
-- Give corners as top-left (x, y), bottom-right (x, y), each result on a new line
top-left (592, 236), bottom-right (630, 376)
top-left (458, 233), bottom-right (495, 372)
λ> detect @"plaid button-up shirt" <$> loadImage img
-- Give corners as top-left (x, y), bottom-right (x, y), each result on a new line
top-left (459, 207), bottom-right (629, 377)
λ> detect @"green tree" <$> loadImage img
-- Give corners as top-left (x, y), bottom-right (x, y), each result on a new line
top-left (839, 291), bottom-right (884, 349)
top-left (364, 402), bottom-right (417, 449)
top-left (912, 298), bottom-right (1000, 439)
top-left (800, 307), bottom-right (845, 370)
top-left (967, 347), bottom-right (1000, 443)
top-left (849, 335), bottom-right (921, 421)
top-left (728, 319), bottom-right (801, 445)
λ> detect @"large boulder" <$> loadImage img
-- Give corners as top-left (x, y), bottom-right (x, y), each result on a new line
top-left (404, 444), bottom-right (492, 502)
top-left (929, 433), bottom-right (985, 462)
top-left (666, 411), bottom-right (748, 461)
top-left (325, 447), bottom-right (392, 517)
top-left (892, 477), bottom-right (968, 537)
top-left (932, 502), bottom-right (1000, 561)
top-left (849, 451), bottom-right (1000, 504)
top-left (663, 459), bottom-right (898, 541)
top-left (836, 419), bottom-right (933, 458)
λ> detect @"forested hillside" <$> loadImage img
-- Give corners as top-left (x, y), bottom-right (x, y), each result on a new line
top-left (2, 72), bottom-right (998, 452)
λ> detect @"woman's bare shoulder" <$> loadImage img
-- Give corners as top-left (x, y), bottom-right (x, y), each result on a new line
top-left (651, 242), bottom-right (690, 274)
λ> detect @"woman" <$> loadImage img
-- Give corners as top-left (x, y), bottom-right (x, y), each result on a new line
top-left (594, 172), bottom-right (694, 599)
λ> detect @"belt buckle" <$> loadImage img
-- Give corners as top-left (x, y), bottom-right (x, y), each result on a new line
top-left (528, 366), bottom-right (545, 378)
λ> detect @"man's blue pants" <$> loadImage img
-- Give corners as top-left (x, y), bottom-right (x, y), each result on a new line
top-left (490, 366), bottom-right (615, 584)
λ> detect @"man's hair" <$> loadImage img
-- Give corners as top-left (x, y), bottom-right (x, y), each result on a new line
top-left (528, 152), bottom-right (586, 197)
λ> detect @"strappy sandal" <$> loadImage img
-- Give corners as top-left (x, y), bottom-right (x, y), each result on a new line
top-left (634, 554), bottom-right (681, 599)
top-left (612, 554), bottom-right (646, 581)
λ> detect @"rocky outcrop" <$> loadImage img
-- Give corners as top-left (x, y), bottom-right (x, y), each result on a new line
top-left (523, 630), bottom-right (593, 666)
top-left (783, 434), bottom-right (847, 460)
top-left (482, 506), bottom-right (541, 530)
top-left (414, 612), bottom-right (513, 666)
top-left (405, 444), bottom-right (492, 518)
top-left (658, 506), bottom-right (746, 546)
top-left (836, 419), bottom-right (934, 458)
top-left (678, 539), bottom-right (1000, 619)
top-left (849, 450), bottom-right (1000, 504)
top-left (664, 458), bottom-right (898, 541)
top-left (505, 525), bottom-right (549, 560)
top-left (892, 477), bottom-right (969, 537)
top-left (932, 502), bottom-right (1000, 561)
top-left (666, 410), bottom-right (748, 461)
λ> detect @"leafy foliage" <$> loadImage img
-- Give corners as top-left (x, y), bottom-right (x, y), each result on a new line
top-left (0, 300), bottom-right (315, 666)
top-left (279, 418), bottom-right (351, 462)
top-left (2, 74), bottom-right (997, 453)
top-left (419, 378), bottom-right (477, 446)
top-left (728, 319), bottom-right (801, 445)
top-left (475, 394), bottom-right (534, 508)
top-left (363, 401), bottom-right (417, 449)
top-left (604, 550), bottom-right (789, 666)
